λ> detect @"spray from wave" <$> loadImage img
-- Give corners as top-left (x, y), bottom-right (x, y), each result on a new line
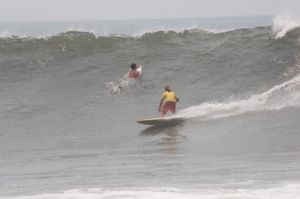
top-left (272, 15), bottom-right (300, 39)
top-left (176, 74), bottom-right (300, 121)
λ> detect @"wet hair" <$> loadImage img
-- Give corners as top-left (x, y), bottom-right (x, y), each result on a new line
top-left (165, 85), bottom-right (171, 91)
top-left (130, 63), bottom-right (137, 70)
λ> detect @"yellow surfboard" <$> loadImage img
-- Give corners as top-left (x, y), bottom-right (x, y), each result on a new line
top-left (136, 117), bottom-right (184, 126)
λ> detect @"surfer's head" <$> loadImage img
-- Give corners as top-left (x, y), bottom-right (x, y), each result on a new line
top-left (130, 63), bottom-right (137, 70)
top-left (165, 85), bottom-right (171, 91)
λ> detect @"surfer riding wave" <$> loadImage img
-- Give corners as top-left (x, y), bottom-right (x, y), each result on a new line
top-left (158, 85), bottom-right (179, 117)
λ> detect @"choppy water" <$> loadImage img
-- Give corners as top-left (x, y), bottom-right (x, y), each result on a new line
top-left (1, 15), bottom-right (300, 199)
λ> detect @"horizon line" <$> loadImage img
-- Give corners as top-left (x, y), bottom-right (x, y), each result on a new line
top-left (0, 14), bottom-right (274, 23)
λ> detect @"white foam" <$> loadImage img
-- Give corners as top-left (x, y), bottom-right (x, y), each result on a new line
top-left (3, 183), bottom-right (300, 199)
top-left (0, 30), bottom-right (15, 38)
top-left (133, 25), bottom-right (203, 37)
top-left (175, 75), bottom-right (300, 120)
top-left (272, 15), bottom-right (300, 39)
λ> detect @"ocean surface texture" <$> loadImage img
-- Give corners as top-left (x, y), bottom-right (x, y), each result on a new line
top-left (1, 16), bottom-right (300, 198)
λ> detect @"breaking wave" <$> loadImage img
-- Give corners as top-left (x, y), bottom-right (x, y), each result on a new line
top-left (176, 74), bottom-right (300, 120)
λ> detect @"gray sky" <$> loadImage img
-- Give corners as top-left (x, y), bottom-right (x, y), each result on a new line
top-left (0, 0), bottom-right (300, 21)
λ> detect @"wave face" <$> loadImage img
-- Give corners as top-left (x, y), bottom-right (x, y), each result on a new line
top-left (1, 18), bottom-right (299, 100)
top-left (1, 16), bottom-right (300, 198)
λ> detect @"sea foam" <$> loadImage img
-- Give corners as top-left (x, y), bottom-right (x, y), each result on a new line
top-left (3, 184), bottom-right (300, 199)
top-left (272, 15), bottom-right (300, 39)
top-left (176, 74), bottom-right (300, 120)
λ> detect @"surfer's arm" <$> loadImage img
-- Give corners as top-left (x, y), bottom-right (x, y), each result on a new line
top-left (122, 72), bottom-right (129, 79)
top-left (158, 99), bottom-right (164, 112)
top-left (176, 96), bottom-right (179, 103)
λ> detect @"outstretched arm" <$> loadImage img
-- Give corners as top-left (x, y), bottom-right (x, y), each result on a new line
top-left (122, 72), bottom-right (129, 79)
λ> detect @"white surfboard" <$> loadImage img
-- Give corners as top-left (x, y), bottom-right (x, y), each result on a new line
top-left (137, 65), bottom-right (143, 75)
top-left (136, 116), bottom-right (184, 126)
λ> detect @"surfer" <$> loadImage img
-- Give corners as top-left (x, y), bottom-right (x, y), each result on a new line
top-left (158, 85), bottom-right (179, 117)
top-left (125, 63), bottom-right (142, 79)
top-left (115, 63), bottom-right (142, 91)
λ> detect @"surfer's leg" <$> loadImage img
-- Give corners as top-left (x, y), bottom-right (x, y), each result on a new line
top-left (171, 108), bottom-right (176, 114)
top-left (167, 102), bottom-right (176, 114)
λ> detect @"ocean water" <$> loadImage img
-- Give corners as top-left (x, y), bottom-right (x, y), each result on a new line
top-left (1, 15), bottom-right (300, 199)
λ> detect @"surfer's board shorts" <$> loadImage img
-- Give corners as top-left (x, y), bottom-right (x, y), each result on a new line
top-left (161, 101), bottom-right (176, 114)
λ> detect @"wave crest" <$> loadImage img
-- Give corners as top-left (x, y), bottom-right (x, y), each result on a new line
top-left (272, 15), bottom-right (300, 39)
